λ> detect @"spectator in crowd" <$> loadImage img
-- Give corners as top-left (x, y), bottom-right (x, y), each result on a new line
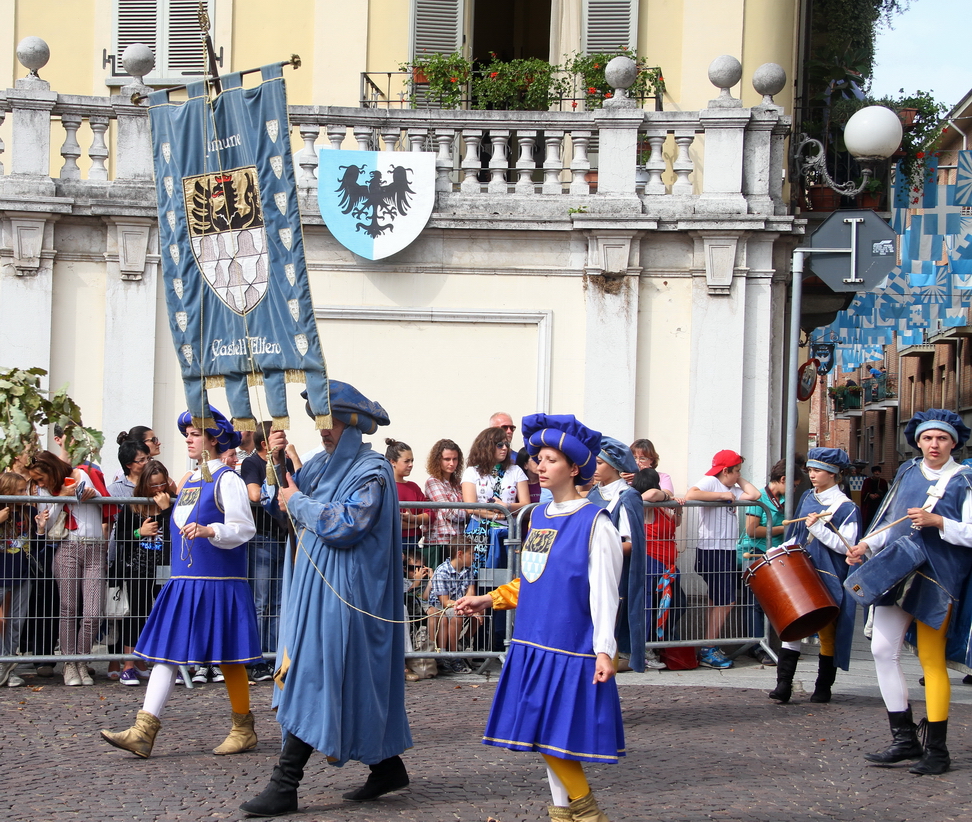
top-left (848, 409), bottom-right (972, 776)
top-left (860, 465), bottom-right (889, 531)
top-left (455, 413), bottom-right (624, 822)
top-left (489, 412), bottom-right (517, 439)
top-left (428, 537), bottom-right (481, 674)
top-left (629, 438), bottom-right (675, 494)
top-left (632, 467), bottom-right (683, 669)
top-left (736, 458), bottom-right (787, 666)
top-left (105, 438), bottom-right (153, 681)
top-left (241, 421), bottom-right (290, 683)
top-left (385, 438), bottom-right (430, 554)
top-left (110, 426), bottom-right (163, 483)
top-left (792, 453), bottom-right (812, 505)
top-left (219, 448), bottom-right (239, 470)
top-left (240, 382), bottom-right (411, 816)
top-left (28, 450), bottom-right (106, 686)
top-left (423, 439), bottom-right (466, 569)
top-left (588, 436), bottom-right (646, 673)
top-left (0, 471), bottom-right (45, 688)
top-left (403, 549), bottom-right (433, 682)
top-left (112, 460), bottom-right (173, 686)
top-left (770, 449), bottom-right (859, 704)
top-left (100, 407), bottom-right (260, 759)
top-left (463, 427), bottom-right (530, 519)
top-left (237, 431), bottom-right (257, 463)
top-left (516, 449), bottom-right (542, 503)
top-left (686, 450), bottom-right (760, 669)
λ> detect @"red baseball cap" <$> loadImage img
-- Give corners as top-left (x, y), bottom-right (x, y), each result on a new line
top-left (705, 449), bottom-right (744, 476)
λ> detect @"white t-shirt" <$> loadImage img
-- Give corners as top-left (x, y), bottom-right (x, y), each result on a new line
top-left (694, 474), bottom-right (744, 551)
top-left (461, 464), bottom-right (528, 506)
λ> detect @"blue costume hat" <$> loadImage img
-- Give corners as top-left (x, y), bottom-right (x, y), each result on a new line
top-left (177, 405), bottom-right (241, 454)
top-left (598, 435), bottom-right (638, 475)
top-left (806, 447), bottom-right (851, 475)
top-left (904, 408), bottom-right (971, 452)
top-left (522, 413), bottom-right (601, 483)
top-left (301, 381), bottom-right (389, 435)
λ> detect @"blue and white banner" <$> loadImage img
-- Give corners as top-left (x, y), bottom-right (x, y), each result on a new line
top-left (317, 149), bottom-right (435, 260)
top-left (148, 64), bottom-right (330, 430)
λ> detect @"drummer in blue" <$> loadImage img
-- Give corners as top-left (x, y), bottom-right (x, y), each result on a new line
top-left (768, 448), bottom-right (860, 705)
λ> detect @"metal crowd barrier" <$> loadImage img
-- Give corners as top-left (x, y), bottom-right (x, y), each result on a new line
top-left (2, 494), bottom-right (776, 674)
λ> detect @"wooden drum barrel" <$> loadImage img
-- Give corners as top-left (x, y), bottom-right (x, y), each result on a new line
top-left (743, 545), bottom-right (839, 642)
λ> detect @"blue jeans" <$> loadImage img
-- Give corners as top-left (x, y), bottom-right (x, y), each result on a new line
top-left (246, 534), bottom-right (286, 654)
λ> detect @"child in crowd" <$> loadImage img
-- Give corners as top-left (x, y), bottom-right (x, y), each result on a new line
top-left (428, 538), bottom-right (481, 674)
top-left (769, 448), bottom-right (859, 704)
top-left (456, 413), bottom-right (624, 822)
top-left (686, 450), bottom-right (760, 669)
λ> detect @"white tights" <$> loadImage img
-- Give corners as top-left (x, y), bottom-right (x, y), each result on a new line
top-left (546, 765), bottom-right (569, 807)
top-left (142, 663), bottom-right (177, 719)
top-left (870, 605), bottom-right (913, 713)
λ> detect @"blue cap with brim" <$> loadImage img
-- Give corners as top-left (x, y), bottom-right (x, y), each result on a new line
top-left (904, 408), bottom-right (970, 452)
top-left (806, 447), bottom-right (850, 474)
top-left (301, 380), bottom-right (389, 434)
top-left (598, 435), bottom-right (638, 475)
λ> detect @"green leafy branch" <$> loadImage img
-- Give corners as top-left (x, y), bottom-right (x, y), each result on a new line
top-left (0, 366), bottom-right (104, 472)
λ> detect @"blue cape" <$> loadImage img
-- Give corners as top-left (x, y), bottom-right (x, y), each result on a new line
top-left (272, 426), bottom-right (411, 764)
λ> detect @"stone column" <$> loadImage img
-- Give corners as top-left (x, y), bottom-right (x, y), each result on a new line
top-left (696, 56), bottom-right (749, 216)
top-left (112, 81), bottom-right (154, 182)
top-left (581, 229), bottom-right (644, 440)
top-left (101, 217), bottom-right (161, 467)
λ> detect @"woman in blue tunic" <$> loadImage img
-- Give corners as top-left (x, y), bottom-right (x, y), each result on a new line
top-left (767, 448), bottom-right (860, 704)
top-left (848, 409), bottom-right (972, 776)
top-left (100, 407), bottom-right (259, 759)
top-left (456, 414), bottom-right (623, 822)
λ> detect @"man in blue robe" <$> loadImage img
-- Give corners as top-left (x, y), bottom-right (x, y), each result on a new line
top-left (241, 381), bottom-right (411, 818)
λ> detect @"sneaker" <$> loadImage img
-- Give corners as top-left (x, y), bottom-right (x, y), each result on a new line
top-left (448, 659), bottom-right (471, 674)
top-left (249, 662), bottom-right (274, 682)
top-left (62, 661), bottom-right (82, 687)
top-left (119, 668), bottom-right (141, 686)
top-left (78, 664), bottom-right (94, 686)
top-left (644, 648), bottom-right (668, 670)
top-left (698, 647), bottom-right (733, 669)
top-left (6, 674), bottom-right (25, 687)
top-left (749, 647), bottom-right (776, 666)
top-left (191, 666), bottom-right (211, 684)
top-left (175, 670), bottom-right (185, 686)
top-left (210, 666), bottom-right (225, 683)
top-left (35, 664), bottom-right (55, 677)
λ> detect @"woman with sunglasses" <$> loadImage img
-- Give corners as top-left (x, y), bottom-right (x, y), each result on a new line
top-left (462, 428), bottom-right (531, 522)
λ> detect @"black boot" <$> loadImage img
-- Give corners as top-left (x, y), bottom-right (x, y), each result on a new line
top-left (768, 649), bottom-right (801, 703)
top-left (909, 719), bottom-right (950, 775)
top-left (810, 654), bottom-right (838, 703)
top-left (240, 733), bottom-right (314, 817)
top-left (863, 707), bottom-right (923, 764)
top-left (342, 755), bottom-right (409, 801)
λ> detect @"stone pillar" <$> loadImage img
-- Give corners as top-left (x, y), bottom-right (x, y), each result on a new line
top-left (591, 108), bottom-right (645, 196)
top-left (696, 56), bottom-right (749, 216)
top-left (112, 81), bottom-right (154, 182)
top-left (582, 230), bottom-right (643, 440)
top-left (5, 75), bottom-right (57, 197)
top-left (101, 217), bottom-right (161, 470)
top-left (743, 106), bottom-right (779, 216)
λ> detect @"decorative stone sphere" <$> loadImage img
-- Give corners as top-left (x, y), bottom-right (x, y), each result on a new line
top-left (707, 54), bottom-right (742, 90)
top-left (752, 63), bottom-right (786, 97)
top-left (604, 56), bottom-right (638, 90)
top-left (122, 43), bottom-right (156, 81)
top-left (17, 36), bottom-right (50, 75)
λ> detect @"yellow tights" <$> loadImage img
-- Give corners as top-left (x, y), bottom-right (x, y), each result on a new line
top-left (541, 754), bottom-right (589, 802)
top-left (916, 618), bottom-right (950, 722)
top-left (818, 622), bottom-right (836, 657)
top-left (221, 663), bottom-right (250, 715)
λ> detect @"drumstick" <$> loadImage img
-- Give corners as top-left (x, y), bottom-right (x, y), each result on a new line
top-left (781, 511), bottom-right (834, 526)
top-left (863, 510), bottom-right (928, 541)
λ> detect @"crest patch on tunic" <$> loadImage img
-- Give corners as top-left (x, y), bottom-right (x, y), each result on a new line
top-left (521, 528), bottom-right (556, 583)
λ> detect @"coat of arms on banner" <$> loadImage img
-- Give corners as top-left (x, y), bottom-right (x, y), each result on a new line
top-left (184, 167), bottom-right (268, 315)
top-left (317, 149), bottom-right (435, 260)
top-left (520, 528), bottom-right (556, 583)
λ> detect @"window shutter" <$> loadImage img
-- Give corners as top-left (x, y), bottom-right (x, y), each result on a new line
top-left (413, 0), bottom-right (463, 57)
top-left (116, 0), bottom-right (159, 57)
top-left (583, 0), bottom-right (637, 54)
top-left (164, 0), bottom-right (207, 76)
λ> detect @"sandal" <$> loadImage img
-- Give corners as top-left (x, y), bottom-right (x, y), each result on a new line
top-left (107, 670), bottom-right (121, 681)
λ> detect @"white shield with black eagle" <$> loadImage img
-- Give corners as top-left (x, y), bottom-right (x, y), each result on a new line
top-left (183, 166), bottom-right (269, 315)
top-left (520, 528), bottom-right (556, 583)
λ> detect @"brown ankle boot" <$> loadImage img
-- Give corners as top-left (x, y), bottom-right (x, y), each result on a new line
top-left (569, 791), bottom-right (610, 822)
top-left (100, 710), bottom-right (162, 758)
top-left (213, 711), bottom-right (257, 755)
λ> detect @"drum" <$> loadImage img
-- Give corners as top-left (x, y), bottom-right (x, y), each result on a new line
top-left (743, 545), bottom-right (839, 641)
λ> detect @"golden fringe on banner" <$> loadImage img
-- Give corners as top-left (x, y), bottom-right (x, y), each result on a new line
top-left (316, 413), bottom-right (333, 430)
top-left (204, 375), bottom-right (226, 389)
top-left (285, 369), bottom-right (304, 384)
top-left (247, 372), bottom-right (264, 387)
top-left (191, 416), bottom-right (217, 432)
top-left (271, 416), bottom-right (290, 431)
top-left (233, 417), bottom-right (257, 432)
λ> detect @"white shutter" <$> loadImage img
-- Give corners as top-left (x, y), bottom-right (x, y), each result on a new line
top-left (583, 0), bottom-right (637, 54)
top-left (115, 0), bottom-right (159, 58)
top-left (164, 0), bottom-right (208, 76)
top-left (413, 0), bottom-right (463, 57)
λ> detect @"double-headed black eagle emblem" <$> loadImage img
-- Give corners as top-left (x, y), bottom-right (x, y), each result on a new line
top-left (334, 164), bottom-right (416, 238)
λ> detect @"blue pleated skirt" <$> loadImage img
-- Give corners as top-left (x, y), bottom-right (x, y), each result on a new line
top-left (482, 640), bottom-right (625, 763)
top-left (134, 577), bottom-right (262, 666)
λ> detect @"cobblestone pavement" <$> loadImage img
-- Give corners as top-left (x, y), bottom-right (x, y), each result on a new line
top-left (2, 659), bottom-right (970, 822)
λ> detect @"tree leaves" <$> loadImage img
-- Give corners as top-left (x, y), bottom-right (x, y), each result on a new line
top-left (0, 367), bottom-right (104, 472)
